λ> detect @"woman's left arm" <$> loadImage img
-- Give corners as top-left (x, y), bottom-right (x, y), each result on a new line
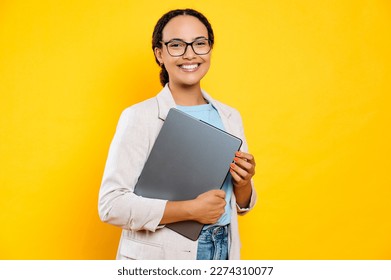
top-left (230, 151), bottom-right (256, 208)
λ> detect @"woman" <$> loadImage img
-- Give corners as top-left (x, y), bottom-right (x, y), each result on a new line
top-left (98, 8), bottom-right (257, 260)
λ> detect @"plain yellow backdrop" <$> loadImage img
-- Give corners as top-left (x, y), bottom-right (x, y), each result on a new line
top-left (1, 0), bottom-right (390, 259)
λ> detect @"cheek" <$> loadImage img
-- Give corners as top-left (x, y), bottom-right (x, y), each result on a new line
top-left (158, 50), bottom-right (171, 65)
top-left (161, 54), bottom-right (176, 67)
top-left (164, 60), bottom-right (179, 74)
top-left (202, 54), bottom-right (211, 66)
top-left (201, 58), bottom-right (211, 72)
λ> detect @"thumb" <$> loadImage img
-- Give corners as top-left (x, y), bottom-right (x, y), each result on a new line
top-left (213, 189), bottom-right (226, 199)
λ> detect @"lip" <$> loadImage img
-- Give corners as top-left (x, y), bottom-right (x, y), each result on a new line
top-left (178, 63), bottom-right (200, 72)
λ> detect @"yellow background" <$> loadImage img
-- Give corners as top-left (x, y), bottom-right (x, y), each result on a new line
top-left (1, 0), bottom-right (390, 259)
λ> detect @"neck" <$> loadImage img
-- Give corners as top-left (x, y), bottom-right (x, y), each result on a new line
top-left (168, 83), bottom-right (207, 106)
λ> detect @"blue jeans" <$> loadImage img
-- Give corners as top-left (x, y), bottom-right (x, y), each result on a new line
top-left (196, 225), bottom-right (229, 260)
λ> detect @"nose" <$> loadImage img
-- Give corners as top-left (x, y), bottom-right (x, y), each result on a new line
top-left (182, 44), bottom-right (196, 59)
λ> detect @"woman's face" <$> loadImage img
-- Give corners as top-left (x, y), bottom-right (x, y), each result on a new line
top-left (155, 15), bottom-right (211, 88)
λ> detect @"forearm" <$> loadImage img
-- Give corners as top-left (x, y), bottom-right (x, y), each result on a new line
top-left (159, 200), bottom-right (194, 224)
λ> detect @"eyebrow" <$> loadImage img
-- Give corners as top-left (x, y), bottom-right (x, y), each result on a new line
top-left (165, 36), bottom-right (208, 42)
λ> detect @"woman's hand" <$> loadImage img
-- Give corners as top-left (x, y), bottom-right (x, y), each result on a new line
top-left (230, 151), bottom-right (256, 208)
top-left (189, 190), bottom-right (226, 224)
top-left (160, 189), bottom-right (226, 225)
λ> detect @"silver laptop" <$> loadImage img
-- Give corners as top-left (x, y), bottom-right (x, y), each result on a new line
top-left (134, 108), bottom-right (242, 240)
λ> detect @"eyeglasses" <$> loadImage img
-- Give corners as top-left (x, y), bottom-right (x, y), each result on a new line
top-left (161, 38), bottom-right (212, 57)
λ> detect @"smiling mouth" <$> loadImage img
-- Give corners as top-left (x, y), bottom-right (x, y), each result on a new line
top-left (179, 64), bottom-right (200, 71)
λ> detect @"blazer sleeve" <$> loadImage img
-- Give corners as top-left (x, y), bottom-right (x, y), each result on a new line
top-left (98, 106), bottom-right (167, 232)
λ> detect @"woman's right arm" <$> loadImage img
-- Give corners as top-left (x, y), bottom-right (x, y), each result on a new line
top-left (98, 106), bottom-right (226, 232)
top-left (98, 106), bottom-right (167, 232)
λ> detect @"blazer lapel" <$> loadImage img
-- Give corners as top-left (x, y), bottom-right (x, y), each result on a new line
top-left (156, 84), bottom-right (177, 121)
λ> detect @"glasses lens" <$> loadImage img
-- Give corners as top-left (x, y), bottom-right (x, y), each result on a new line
top-left (167, 40), bottom-right (186, 56)
top-left (192, 39), bottom-right (211, 55)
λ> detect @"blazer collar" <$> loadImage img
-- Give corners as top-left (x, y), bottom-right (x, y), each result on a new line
top-left (156, 84), bottom-right (232, 121)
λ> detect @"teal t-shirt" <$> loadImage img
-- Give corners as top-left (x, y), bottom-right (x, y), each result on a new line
top-left (176, 103), bottom-right (232, 227)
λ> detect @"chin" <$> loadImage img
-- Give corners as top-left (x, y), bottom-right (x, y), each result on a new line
top-left (186, 73), bottom-right (208, 85)
top-left (171, 76), bottom-right (203, 87)
top-left (180, 78), bottom-right (203, 87)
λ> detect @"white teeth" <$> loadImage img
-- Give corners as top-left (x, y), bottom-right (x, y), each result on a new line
top-left (180, 64), bottom-right (198, 70)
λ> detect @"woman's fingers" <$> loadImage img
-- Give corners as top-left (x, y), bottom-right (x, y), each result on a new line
top-left (230, 151), bottom-right (256, 187)
top-left (236, 151), bottom-right (255, 165)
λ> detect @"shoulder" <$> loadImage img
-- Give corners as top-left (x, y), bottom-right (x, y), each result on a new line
top-left (113, 97), bottom-right (161, 138)
top-left (123, 96), bottom-right (158, 115)
top-left (119, 97), bottom-right (158, 124)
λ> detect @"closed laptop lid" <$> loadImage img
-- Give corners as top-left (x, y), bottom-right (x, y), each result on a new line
top-left (134, 108), bottom-right (242, 240)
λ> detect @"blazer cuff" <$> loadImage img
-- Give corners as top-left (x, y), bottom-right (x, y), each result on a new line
top-left (236, 203), bottom-right (251, 213)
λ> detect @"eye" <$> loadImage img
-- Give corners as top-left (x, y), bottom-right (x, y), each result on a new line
top-left (168, 41), bottom-right (185, 49)
top-left (194, 39), bottom-right (208, 47)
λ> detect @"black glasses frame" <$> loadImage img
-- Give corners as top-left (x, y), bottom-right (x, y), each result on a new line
top-left (161, 38), bottom-right (212, 57)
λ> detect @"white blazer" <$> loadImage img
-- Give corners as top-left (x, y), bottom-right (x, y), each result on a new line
top-left (98, 85), bottom-right (257, 259)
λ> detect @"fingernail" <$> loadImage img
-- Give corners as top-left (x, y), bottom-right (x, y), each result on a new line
top-left (236, 152), bottom-right (241, 156)
top-left (230, 163), bottom-right (235, 168)
top-left (234, 157), bottom-right (238, 162)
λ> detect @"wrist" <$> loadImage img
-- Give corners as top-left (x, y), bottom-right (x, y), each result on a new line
top-left (234, 181), bottom-right (252, 208)
top-left (184, 199), bottom-right (197, 221)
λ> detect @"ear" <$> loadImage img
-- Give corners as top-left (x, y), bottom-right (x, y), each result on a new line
top-left (154, 47), bottom-right (163, 65)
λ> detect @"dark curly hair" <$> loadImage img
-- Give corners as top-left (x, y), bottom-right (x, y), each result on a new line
top-left (152, 9), bottom-right (215, 86)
